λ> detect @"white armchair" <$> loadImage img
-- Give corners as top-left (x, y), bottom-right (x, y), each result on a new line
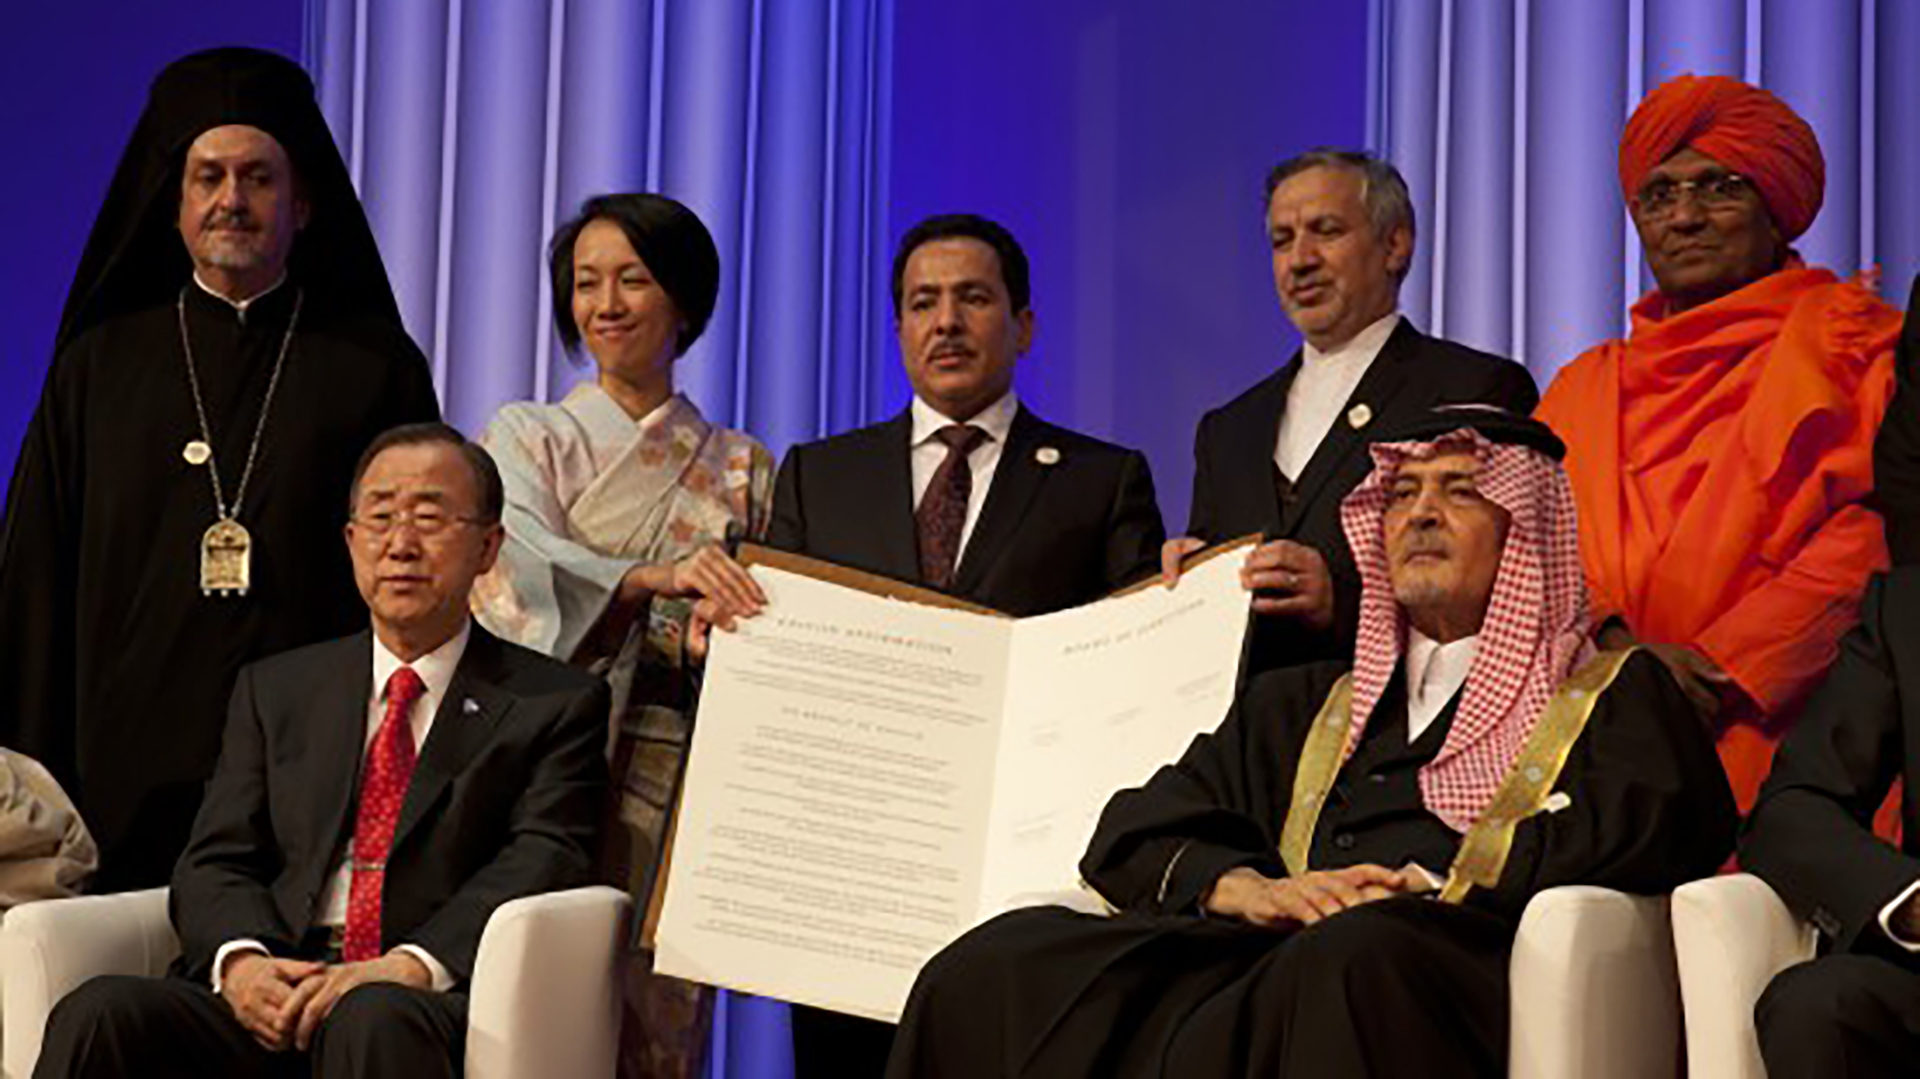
top-left (0, 886), bottom-right (630, 1079)
top-left (1669, 873), bottom-right (1818, 1079)
top-left (1508, 886), bottom-right (1680, 1079)
top-left (1006, 883), bottom-right (1679, 1078)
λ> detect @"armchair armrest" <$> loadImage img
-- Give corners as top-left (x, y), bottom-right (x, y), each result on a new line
top-left (466, 886), bottom-right (631, 1079)
top-left (1508, 886), bottom-right (1678, 1079)
top-left (1, 889), bottom-right (175, 1079)
top-left (1671, 873), bottom-right (1817, 1079)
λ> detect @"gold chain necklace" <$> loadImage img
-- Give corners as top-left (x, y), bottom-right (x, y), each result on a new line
top-left (176, 285), bottom-right (303, 597)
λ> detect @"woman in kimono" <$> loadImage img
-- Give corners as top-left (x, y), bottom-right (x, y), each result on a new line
top-left (472, 193), bottom-right (773, 1078)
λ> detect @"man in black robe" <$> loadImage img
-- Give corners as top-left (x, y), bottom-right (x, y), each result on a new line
top-left (0, 48), bottom-right (438, 891)
top-left (887, 407), bottom-right (1735, 1078)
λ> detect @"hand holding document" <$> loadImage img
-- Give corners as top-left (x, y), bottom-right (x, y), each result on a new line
top-left (655, 541), bottom-right (1253, 1021)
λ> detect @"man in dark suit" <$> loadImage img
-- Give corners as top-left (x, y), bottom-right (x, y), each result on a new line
top-left (35, 423), bottom-right (609, 1079)
top-left (1738, 276), bottom-right (1920, 1078)
top-left (1163, 150), bottom-right (1537, 677)
top-left (764, 213), bottom-right (1165, 1076)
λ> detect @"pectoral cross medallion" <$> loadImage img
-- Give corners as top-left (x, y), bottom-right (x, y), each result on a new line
top-left (201, 517), bottom-right (253, 596)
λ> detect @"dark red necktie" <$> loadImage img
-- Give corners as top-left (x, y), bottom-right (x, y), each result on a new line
top-left (916, 424), bottom-right (988, 590)
top-left (343, 666), bottom-right (424, 962)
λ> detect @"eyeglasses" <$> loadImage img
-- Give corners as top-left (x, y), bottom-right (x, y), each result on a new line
top-left (350, 507), bottom-right (488, 538)
top-left (1632, 173), bottom-right (1755, 217)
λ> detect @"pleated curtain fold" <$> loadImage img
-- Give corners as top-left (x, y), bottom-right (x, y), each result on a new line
top-left (307, 0), bottom-right (894, 460)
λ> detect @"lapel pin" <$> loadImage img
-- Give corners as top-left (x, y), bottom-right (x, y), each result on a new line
top-left (1346, 403), bottom-right (1373, 430)
top-left (1035, 446), bottom-right (1060, 466)
top-left (462, 698), bottom-right (480, 716)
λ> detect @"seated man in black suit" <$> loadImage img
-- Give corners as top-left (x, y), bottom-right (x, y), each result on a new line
top-left (1741, 602), bottom-right (1920, 1072)
top-left (1164, 150), bottom-right (1537, 677)
top-left (1739, 275), bottom-right (1920, 1078)
top-left (763, 212), bottom-right (1165, 1075)
top-left (36, 423), bottom-right (609, 1079)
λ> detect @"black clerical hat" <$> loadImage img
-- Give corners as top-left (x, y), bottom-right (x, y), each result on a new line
top-left (54, 47), bottom-right (408, 353)
top-left (1370, 403), bottom-right (1567, 461)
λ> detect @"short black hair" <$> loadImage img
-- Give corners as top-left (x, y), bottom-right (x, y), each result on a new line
top-left (890, 213), bottom-right (1031, 317)
top-left (548, 193), bottom-right (721, 358)
top-left (348, 422), bottom-right (504, 524)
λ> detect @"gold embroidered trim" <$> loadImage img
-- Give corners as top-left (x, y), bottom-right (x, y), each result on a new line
top-left (1437, 648), bottom-right (1637, 904)
top-left (1279, 675), bottom-right (1355, 876)
top-left (1274, 650), bottom-right (1637, 901)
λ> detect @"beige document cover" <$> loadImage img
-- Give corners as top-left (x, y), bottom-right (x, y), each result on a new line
top-left (654, 540), bottom-right (1254, 1021)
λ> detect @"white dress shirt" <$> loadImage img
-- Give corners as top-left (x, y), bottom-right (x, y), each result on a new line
top-left (1273, 312), bottom-right (1401, 482)
top-left (1403, 628), bottom-right (1478, 745)
top-left (909, 390), bottom-right (1019, 561)
top-left (213, 622), bottom-right (471, 994)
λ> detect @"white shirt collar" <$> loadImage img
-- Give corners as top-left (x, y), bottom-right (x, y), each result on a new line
top-left (910, 390), bottom-right (1020, 448)
top-left (371, 620), bottom-right (472, 705)
top-left (1301, 311), bottom-right (1401, 368)
top-left (1404, 626), bottom-right (1479, 743)
top-left (192, 270), bottom-right (289, 316)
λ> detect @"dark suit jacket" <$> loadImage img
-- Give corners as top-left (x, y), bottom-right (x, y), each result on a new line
top-left (169, 625), bottom-right (609, 985)
top-left (767, 406), bottom-right (1165, 615)
top-left (1185, 320), bottom-right (1538, 674)
top-left (1742, 568), bottom-right (1920, 957)
top-left (1871, 272), bottom-right (1920, 563)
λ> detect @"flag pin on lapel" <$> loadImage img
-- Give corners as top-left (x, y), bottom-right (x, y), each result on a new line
top-left (1347, 403), bottom-right (1373, 429)
top-left (1036, 447), bottom-right (1060, 465)
top-left (462, 698), bottom-right (480, 716)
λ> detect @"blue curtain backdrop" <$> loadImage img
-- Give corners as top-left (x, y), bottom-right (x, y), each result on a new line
top-left (304, 0), bottom-right (894, 461)
top-left (304, 2), bottom-right (895, 1075)
top-left (1372, 0), bottom-right (1920, 386)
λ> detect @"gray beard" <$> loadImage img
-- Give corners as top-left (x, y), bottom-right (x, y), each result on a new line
top-left (1392, 580), bottom-right (1451, 610)
top-left (201, 247), bottom-right (267, 271)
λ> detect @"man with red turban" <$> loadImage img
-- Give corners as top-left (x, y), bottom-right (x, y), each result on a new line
top-left (1536, 74), bottom-right (1900, 810)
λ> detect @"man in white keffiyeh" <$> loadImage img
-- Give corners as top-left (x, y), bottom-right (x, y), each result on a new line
top-left (885, 406), bottom-right (1736, 1079)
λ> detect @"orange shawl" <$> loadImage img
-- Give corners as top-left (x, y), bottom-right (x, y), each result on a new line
top-left (1538, 264), bottom-right (1898, 806)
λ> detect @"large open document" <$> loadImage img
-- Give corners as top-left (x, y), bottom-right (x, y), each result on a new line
top-left (654, 541), bottom-right (1253, 1021)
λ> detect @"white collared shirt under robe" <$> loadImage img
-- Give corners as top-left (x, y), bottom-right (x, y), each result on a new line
top-left (1273, 312), bottom-right (1401, 481)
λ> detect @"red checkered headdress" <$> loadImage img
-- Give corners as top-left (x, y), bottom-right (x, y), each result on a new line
top-left (1338, 421), bottom-right (1592, 833)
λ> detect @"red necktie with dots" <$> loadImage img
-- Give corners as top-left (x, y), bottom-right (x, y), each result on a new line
top-left (343, 666), bottom-right (424, 962)
top-left (916, 424), bottom-right (988, 590)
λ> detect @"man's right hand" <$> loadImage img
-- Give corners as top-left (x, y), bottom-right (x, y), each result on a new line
top-left (1642, 642), bottom-right (1734, 719)
top-left (1160, 536), bottom-right (1206, 587)
top-left (221, 952), bottom-right (324, 1051)
top-left (1203, 865), bottom-right (1409, 928)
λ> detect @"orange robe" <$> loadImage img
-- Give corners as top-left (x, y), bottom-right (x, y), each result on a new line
top-left (1538, 264), bottom-right (1899, 810)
